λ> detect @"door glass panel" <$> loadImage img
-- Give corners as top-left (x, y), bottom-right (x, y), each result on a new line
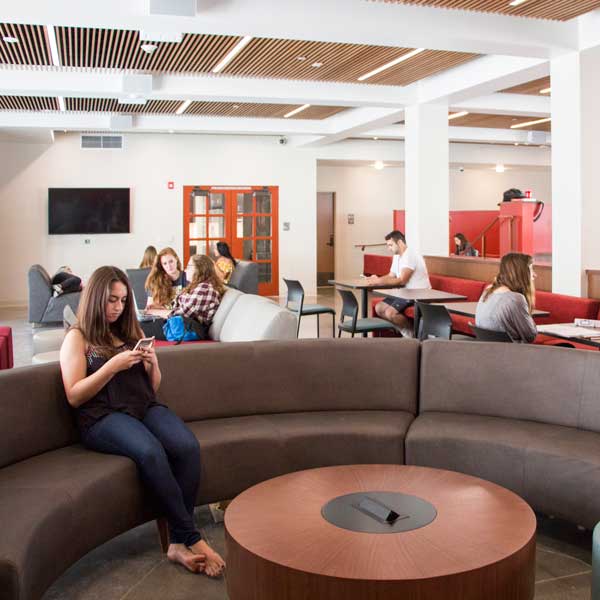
top-left (209, 193), bottom-right (225, 214)
top-left (243, 239), bottom-right (253, 260)
top-left (208, 216), bottom-right (224, 238)
top-left (207, 240), bottom-right (219, 257)
top-left (190, 191), bottom-right (207, 214)
top-left (237, 192), bottom-right (253, 214)
top-left (256, 239), bottom-right (272, 260)
top-left (256, 192), bottom-right (271, 213)
top-left (256, 216), bottom-right (271, 237)
top-left (243, 216), bottom-right (253, 236)
top-left (189, 241), bottom-right (206, 257)
top-left (189, 218), bottom-right (206, 239)
top-left (258, 263), bottom-right (272, 283)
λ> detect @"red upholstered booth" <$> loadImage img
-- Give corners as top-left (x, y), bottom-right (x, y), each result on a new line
top-left (0, 327), bottom-right (14, 370)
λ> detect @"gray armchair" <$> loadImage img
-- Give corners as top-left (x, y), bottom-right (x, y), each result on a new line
top-left (228, 260), bottom-right (259, 295)
top-left (28, 265), bottom-right (81, 325)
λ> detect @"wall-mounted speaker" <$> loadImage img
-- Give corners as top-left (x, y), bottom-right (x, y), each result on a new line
top-left (149, 0), bottom-right (196, 16)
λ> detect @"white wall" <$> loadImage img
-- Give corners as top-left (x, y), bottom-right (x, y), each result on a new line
top-left (0, 133), bottom-right (316, 305)
top-left (318, 163), bottom-right (552, 279)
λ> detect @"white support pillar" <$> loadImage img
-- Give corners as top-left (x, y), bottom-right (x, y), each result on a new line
top-left (551, 46), bottom-right (600, 296)
top-left (404, 103), bottom-right (449, 256)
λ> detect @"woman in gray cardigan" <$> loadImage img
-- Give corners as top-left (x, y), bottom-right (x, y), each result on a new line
top-left (475, 253), bottom-right (537, 343)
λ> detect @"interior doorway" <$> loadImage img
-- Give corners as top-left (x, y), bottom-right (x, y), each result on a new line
top-left (317, 192), bottom-right (335, 286)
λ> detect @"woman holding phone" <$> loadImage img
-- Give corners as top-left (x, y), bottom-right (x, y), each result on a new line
top-left (60, 266), bottom-right (225, 577)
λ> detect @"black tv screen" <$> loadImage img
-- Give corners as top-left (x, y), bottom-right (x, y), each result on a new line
top-left (48, 188), bottom-right (130, 234)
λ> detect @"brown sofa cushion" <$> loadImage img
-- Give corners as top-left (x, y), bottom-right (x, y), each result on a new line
top-left (406, 412), bottom-right (600, 529)
top-left (419, 339), bottom-right (600, 432)
top-left (157, 338), bottom-right (420, 422)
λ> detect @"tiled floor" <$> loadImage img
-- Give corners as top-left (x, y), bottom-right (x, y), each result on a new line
top-left (0, 291), bottom-right (595, 599)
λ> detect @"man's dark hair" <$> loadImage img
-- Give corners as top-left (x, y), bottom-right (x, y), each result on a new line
top-left (385, 230), bottom-right (406, 244)
top-left (502, 188), bottom-right (525, 202)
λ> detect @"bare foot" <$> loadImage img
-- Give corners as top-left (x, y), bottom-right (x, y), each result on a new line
top-left (167, 543), bottom-right (206, 573)
top-left (190, 539), bottom-right (225, 577)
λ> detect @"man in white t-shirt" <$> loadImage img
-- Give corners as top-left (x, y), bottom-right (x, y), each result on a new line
top-left (370, 230), bottom-right (431, 337)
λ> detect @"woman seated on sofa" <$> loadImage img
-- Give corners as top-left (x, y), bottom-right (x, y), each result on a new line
top-left (59, 266), bottom-right (225, 576)
top-left (475, 252), bottom-right (537, 343)
top-left (213, 241), bottom-right (237, 284)
top-left (139, 245), bottom-right (157, 269)
top-left (145, 247), bottom-right (187, 310)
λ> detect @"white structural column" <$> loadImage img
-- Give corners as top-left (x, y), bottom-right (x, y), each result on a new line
top-left (404, 103), bottom-right (449, 256)
top-left (551, 46), bottom-right (600, 296)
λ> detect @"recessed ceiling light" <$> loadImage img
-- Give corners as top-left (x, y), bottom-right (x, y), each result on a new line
top-left (311, 62), bottom-right (323, 68)
top-left (2, 36), bottom-right (18, 44)
top-left (296, 56), bottom-right (306, 61)
top-left (510, 117), bottom-right (551, 129)
top-left (284, 104), bottom-right (310, 118)
top-left (509, 0), bottom-right (530, 6)
top-left (373, 161), bottom-right (385, 170)
top-left (141, 43), bottom-right (158, 54)
top-left (358, 48), bottom-right (425, 82)
top-left (212, 36), bottom-right (252, 73)
top-left (169, 129), bottom-right (174, 134)
top-left (539, 87), bottom-right (551, 94)
top-left (46, 25), bottom-right (60, 66)
top-left (232, 104), bottom-right (240, 109)
top-left (373, 136), bottom-right (379, 140)
top-left (514, 142), bottom-right (519, 146)
top-left (176, 99), bottom-right (192, 115)
top-left (448, 111), bottom-right (469, 121)
top-left (495, 164), bottom-right (506, 173)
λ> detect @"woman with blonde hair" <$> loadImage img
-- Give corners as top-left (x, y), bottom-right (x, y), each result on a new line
top-left (475, 252), bottom-right (537, 343)
top-left (59, 266), bottom-right (225, 576)
top-left (139, 245), bottom-right (157, 269)
top-left (145, 247), bottom-right (187, 310)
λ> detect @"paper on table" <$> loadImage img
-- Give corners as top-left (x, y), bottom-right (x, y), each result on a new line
top-left (537, 324), bottom-right (600, 339)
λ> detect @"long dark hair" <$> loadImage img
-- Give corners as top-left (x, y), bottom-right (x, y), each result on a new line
top-left (482, 253), bottom-right (535, 312)
top-left (454, 233), bottom-right (471, 251)
top-left (216, 241), bottom-right (237, 265)
top-left (75, 266), bottom-right (143, 356)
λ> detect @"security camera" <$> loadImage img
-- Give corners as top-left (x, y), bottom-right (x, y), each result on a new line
top-left (458, 166), bottom-right (465, 173)
top-left (278, 136), bottom-right (288, 145)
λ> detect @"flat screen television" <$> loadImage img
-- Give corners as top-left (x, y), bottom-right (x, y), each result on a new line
top-left (48, 188), bottom-right (130, 234)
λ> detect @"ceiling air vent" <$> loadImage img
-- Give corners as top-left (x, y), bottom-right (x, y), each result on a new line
top-left (81, 134), bottom-right (124, 149)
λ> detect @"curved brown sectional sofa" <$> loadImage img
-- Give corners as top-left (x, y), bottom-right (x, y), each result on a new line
top-left (1, 338), bottom-right (599, 600)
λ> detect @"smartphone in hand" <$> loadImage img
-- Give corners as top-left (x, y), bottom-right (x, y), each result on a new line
top-left (133, 337), bottom-right (155, 352)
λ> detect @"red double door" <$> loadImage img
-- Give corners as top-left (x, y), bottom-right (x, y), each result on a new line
top-left (183, 186), bottom-right (279, 296)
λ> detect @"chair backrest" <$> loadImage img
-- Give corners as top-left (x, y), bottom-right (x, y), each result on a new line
top-left (338, 289), bottom-right (359, 332)
top-left (283, 278), bottom-right (304, 312)
top-left (416, 302), bottom-right (452, 341)
top-left (228, 260), bottom-right (259, 295)
top-left (126, 268), bottom-right (151, 310)
top-left (28, 264), bottom-right (52, 322)
top-left (63, 304), bottom-right (77, 329)
top-left (469, 323), bottom-right (514, 343)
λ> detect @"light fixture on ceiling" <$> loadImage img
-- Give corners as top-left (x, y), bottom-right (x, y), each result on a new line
top-left (448, 111), bottom-right (469, 121)
top-left (373, 161), bottom-right (385, 170)
top-left (495, 164), bottom-right (506, 173)
top-left (46, 25), bottom-right (61, 66)
top-left (176, 99), bottom-right (192, 115)
top-left (373, 136), bottom-right (379, 140)
top-left (358, 48), bottom-right (425, 82)
top-left (539, 87), bottom-right (551, 94)
top-left (510, 117), bottom-right (551, 129)
top-left (514, 142), bottom-right (519, 146)
top-left (509, 0), bottom-right (530, 6)
top-left (58, 97), bottom-right (65, 112)
top-left (284, 104), bottom-right (310, 118)
top-left (141, 43), bottom-right (158, 54)
top-left (168, 129), bottom-right (174, 134)
top-left (212, 36), bottom-right (252, 73)
top-left (296, 56), bottom-right (306, 61)
top-left (232, 104), bottom-right (240, 109)
top-left (2, 35), bottom-right (18, 44)
top-left (311, 62), bottom-right (323, 68)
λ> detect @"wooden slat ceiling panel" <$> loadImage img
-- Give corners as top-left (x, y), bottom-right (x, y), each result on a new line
top-left (65, 98), bottom-right (182, 114)
top-left (373, 0), bottom-right (600, 20)
top-left (184, 102), bottom-right (347, 119)
top-left (451, 112), bottom-right (551, 131)
top-left (0, 95), bottom-right (58, 110)
top-left (0, 23), bottom-right (52, 65)
top-left (502, 76), bottom-right (550, 95)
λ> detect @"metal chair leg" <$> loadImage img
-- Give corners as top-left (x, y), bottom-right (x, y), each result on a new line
top-left (317, 314), bottom-right (320, 338)
top-left (296, 313), bottom-right (301, 338)
top-left (331, 313), bottom-right (335, 338)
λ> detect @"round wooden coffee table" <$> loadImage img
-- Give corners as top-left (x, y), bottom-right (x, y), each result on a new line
top-left (225, 465), bottom-right (536, 600)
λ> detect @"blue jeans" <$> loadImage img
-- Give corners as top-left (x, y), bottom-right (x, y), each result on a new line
top-left (83, 405), bottom-right (202, 547)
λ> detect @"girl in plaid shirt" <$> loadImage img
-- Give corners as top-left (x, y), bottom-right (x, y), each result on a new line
top-left (170, 255), bottom-right (225, 325)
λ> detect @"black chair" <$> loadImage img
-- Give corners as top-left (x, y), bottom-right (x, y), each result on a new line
top-left (469, 323), bottom-right (514, 343)
top-left (415, 302), bottom-right (453, 341)
top-left (126, 268), bottom-right (151, 310)
top-left (337, 289), bottom-right (400, 338)
top-left (283, 278), bottom-right (335, 338)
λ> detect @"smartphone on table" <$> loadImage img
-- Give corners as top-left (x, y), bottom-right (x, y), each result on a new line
top-left (133, 337), bottom-right (155, 352)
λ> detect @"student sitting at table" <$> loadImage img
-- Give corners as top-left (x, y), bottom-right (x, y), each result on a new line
top-left (475, 252), bottom-right (537, 343)
top-left (370, 230), bottom-right (431, 338)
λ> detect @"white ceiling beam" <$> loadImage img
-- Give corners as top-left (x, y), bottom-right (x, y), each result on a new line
top-left (0, 66), bottom-right (413, 108)
top-left (0, 0), bottom-right (578, 58)
top-left (452, 93), bottom-right (550, 117)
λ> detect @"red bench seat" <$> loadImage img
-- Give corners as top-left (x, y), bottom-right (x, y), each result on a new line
top-left (0, 327), bottom-right (13, 370)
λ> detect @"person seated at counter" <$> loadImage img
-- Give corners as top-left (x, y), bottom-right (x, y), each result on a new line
top-left (475, 252), bottom-right (537, 343)
top-left (370, 230), bottom-right (431, 338)
top-left (453, 233), bottom-right (478, 257)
